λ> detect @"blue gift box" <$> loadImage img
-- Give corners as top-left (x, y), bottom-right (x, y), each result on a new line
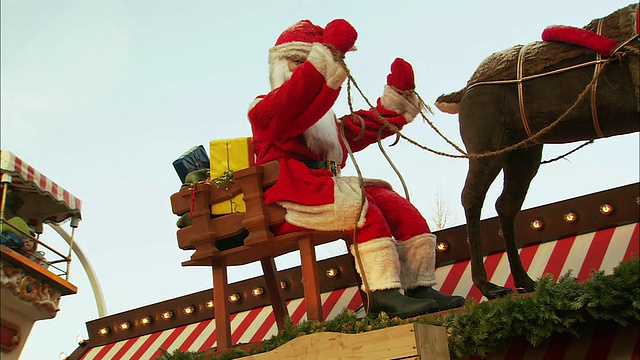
top-left (172, 145), bottom-right (210, 183)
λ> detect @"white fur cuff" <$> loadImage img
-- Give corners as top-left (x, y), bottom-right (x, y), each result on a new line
top-left (380, 86), bottom-right (420, 123)
top-left (350, 237), bottom-right (402, 291)
top-left (396, 233), bottom-right (437, 289)
top-left (279, 176), bottom-right (368, 231)
top-left (307, 43), bottom-right (348, 90)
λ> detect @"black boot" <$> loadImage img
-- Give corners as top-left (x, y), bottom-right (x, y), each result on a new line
top-left (367, 288), bottom-right (439, 318)
top-left (405, 286), bottom-right (465, 311)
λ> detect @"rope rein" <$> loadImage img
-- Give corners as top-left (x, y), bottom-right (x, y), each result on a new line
top-left (338, 34), bottom-right (638, 162)
top-left (591, 19), bottom-right (605, 138)
top-left (328, 32), bottom-right (637, 310)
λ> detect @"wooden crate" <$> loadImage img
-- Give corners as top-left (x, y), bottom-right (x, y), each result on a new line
top-left (244, 323), bottom-right (450, 360)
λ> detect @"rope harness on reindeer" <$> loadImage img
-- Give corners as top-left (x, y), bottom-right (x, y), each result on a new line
top-left (329, 29), bottom-right (639, 213)
top-left (329, 23), bottom-right (638, 308)
top-left (518, 19), bottom-right (612, 144)
top-left (338, 31), bottom-right (639, 167)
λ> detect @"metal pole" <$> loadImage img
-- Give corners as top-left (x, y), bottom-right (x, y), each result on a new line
top-left (49, 223), bottom-right (107, 317)
top-left (65, 226), bottom-right (75, 280)
top-left (0, 177), bottom-right (9, 220)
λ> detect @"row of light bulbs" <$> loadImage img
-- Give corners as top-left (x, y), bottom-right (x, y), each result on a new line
top-left (99, 203), bottom-right (620, 332)
top-left (97, 303), bottom-right (213, 336)
top-left (530, 203), bottom-right (615, 231)
top-left (97, 268), bottom-right (343, 336)
top-left (93, 202), bottom-right (626, 337)
top-left (434, 203), bottom-right (618, 253)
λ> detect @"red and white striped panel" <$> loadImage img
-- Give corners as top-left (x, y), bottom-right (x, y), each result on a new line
top-left (0, 150), bottom-right (82, 222)
top-left (80, 287), bottom-right (364, 360)
top-left (435, 222), bottom-right (639, 303)
top-left (80, 223), bottom-right (638, 360)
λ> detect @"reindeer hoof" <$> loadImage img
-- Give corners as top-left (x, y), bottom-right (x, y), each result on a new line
top-left (485, 286), bottom-right (512, 300)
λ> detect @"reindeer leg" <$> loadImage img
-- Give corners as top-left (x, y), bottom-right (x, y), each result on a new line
top-left (495, 145), bottom-right (543, 293)
top-left (462, 156), bottom-right (511, 300)
top-left (458, 85), bottom-right (518, 299)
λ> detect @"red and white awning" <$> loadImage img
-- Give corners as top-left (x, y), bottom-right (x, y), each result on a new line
top-left (79, 222), bottom-right (639, 360)
top-left (1, 150), bottom-right (82, 225)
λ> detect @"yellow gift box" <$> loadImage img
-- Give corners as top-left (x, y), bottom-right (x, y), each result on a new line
top-left (210, 137), bottom-right (255, 214)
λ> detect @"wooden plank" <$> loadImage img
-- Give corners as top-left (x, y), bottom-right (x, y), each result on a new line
top-left (415, 323), bottom-right (451, 359)
top-left (170, 161), bottom-right (281, 215)
top-left (212, 257), bottom-right (231, 352)
top-left (260, 257), bottom-right (288, 330)
top-left (0, 246), bottom-right (77, 295)
top-left (244, 323), bottom-right (449, 360)
top-left (299, 235), bottom-right (322, 321)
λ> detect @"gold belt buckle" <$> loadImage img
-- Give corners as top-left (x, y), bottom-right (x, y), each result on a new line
top-left (326, 159), bottom-right (341, 176)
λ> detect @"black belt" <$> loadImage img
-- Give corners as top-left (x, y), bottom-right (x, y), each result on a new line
top-left (302, 158), bottom-right (341, 176)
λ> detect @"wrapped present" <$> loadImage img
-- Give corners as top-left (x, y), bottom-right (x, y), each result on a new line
top-left (210, 137), bottom-right (255, 214)
top-left (172, 145), bottom-right (210, 183)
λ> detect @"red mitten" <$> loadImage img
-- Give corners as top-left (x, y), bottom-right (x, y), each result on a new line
top-left (386, 58), bottom-right (415, 91)
top-left (322, 19), bottom-right (357, 54)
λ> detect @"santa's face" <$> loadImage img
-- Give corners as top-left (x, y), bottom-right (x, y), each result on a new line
top-left (287, 57), bottom-right (304, 72)
top-left (269, 55), bottom-right (344, 161)
top-left (270, 55), bottom-right (305, 90)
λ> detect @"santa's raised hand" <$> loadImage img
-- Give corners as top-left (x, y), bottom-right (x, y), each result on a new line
top-left (387, 58), bottom-right (415, 92)
top-left (321, 19), bottom-right (357, 55)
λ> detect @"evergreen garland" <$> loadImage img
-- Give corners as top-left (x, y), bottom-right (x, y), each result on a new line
top-left (156, 257), bottom-right (639, 360)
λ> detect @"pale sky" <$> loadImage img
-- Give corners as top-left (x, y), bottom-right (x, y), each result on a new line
top-left (1, 1), bottom-right (638, 358)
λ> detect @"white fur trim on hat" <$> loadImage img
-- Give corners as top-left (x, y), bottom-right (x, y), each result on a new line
top-left (380, 86), bottom-right (420, 123)
top-left (269, 41), bottom-right (313, 65)
top-left (396, 233), bottom-right (437, 289)
top-left (350, 237), bottom-right (402, 291)
top-left (278, 176), bottom-right (368, 231)
top-left (307, 43), bottom-right (348, 90)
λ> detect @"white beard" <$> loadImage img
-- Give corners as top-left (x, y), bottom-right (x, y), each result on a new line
top-left (303, 109), bottom-right (343, 161)
top-left (270, 58), bottom-right (343, 161)
top-left (270, 58), bottom-right (292, 90)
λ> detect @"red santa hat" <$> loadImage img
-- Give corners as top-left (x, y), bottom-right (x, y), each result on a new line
top-left (269, 20), bottom-right (324, 66)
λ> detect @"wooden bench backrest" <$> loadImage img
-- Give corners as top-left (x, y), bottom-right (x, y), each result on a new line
top-left (170, 161), bottom-right (286, 264)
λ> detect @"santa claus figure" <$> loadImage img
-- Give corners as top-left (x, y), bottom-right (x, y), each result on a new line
top-left (248, 19), bottom-right (464, 318)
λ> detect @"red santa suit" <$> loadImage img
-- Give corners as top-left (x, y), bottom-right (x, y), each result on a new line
top-left (248, 19), bottom-right (464, 315)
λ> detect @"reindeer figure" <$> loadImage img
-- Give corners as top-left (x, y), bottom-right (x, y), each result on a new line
top-left (435, 4), bottom-right (639, 299)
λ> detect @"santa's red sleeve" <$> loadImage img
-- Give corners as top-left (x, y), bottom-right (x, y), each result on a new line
top-left (249, 42), bottom-right (348, 141)
top-left (340, 86), bottom-right (421, 153)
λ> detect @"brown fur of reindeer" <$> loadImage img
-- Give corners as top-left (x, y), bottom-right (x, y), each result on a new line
top-left (435, 3), bottom-right (639, 299)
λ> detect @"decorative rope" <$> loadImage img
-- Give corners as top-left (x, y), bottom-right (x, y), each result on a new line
top-left (346, 72), bottom-right (468, 159)
top-left (189, 186), bottom-right (196, 220)
top-left (465, 58), bottom-right (610, 159)
top-left (540, 140), bottom-right (594, 165)
top-left (377, 126), bottom-right (411, 201)
top-left (517, 44), bottom-right (537, 141)
top-left (341, 47), bottom-right (638, 161)
top-left (328, 35), bottom-right (636, 312)
top-left (321, 50), bottom-right (374, 303)
top-left (591, 19), bottom-right (605, 138)
top-left (338, 115), bottom-right (372, 310)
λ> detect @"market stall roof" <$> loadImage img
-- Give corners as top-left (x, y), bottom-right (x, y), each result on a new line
top-left (1, 150), bottom-right (82, 226)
